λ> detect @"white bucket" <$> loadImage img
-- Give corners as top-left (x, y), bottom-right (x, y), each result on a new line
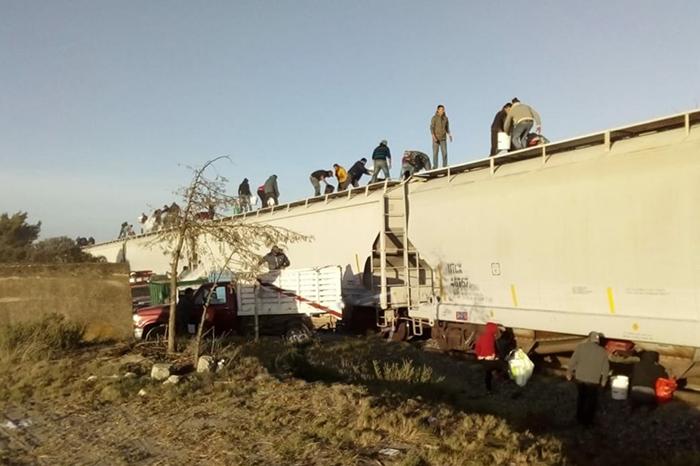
top-left (497, 132), bottom-right (511, 151)
top-left (611, 375), bottom-right (629, 400)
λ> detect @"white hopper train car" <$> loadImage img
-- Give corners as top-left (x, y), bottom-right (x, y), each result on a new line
top-left (86, 109), bottom-right (700, 375)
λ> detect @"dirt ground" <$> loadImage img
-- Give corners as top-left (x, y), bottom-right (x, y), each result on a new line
top-left (1, 335), bottom-right (700, 466)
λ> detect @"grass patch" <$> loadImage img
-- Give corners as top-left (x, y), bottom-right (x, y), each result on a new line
top-left (0, 313), bottom-right (84, 361)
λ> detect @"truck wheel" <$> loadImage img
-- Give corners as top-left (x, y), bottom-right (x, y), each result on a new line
top-left (285, 324), bottom-right (313, 345)
top-left (144, 325), bottom-right (166, 342)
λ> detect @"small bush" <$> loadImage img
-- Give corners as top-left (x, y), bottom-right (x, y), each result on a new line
top-left (0, 313), bottom-right (85, 361)
top-left (371, 359), bottom-right (442, 384)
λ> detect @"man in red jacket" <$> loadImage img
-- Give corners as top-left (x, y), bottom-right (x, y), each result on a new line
top-left (475, 322), bottom-right (501, 392)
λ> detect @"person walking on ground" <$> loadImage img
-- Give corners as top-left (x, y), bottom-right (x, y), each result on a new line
top-left (629, 351), bottom-right (668, 408)
top-left (475, 322), bottom-right (501, 393)
top-left (401, 150), bottom-right (432, 179)
top-left (347, 158), bottom-right (371, 187)
top-left (309, 170), bottom-right (333, 196)
top-left (369, 140), bottom-right (392, 183)
top-left (263, 175), bottom-right (280, 206)
top-left (490, 103), bottom-right (512, 156)
top-left (333, 164), bottom-right (349, 191)
top-left (503, 98), bottom-right (542, 150)
top-left (566, 331), bottom-right (610, 426)
top-left (430, 104), bottom-right (452, 168)
top-left (238, 178), bottom-right (252, 212)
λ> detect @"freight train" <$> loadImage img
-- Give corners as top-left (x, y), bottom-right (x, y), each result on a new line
top-left (86, 109), bottom-right (700, 380)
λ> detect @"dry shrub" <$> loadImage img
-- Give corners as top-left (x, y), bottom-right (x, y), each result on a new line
top-left (371, 359), bottom-right (442, 384)
top-left (0, 313), bottom-right (84, 361)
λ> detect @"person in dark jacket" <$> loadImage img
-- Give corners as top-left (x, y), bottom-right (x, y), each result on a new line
top-left (260, 246), bottom-right (290, 270)
top-left (566, 331), bottom-right (610, 426)
top-left (629, 351), bottom-right (668, 407)
top-left (310, 170), bottom-right (333, 196)
top-left (175, 288), bottom-right (195, 335)
top-left (490, 103), bottom-right (512, 156)
top-left (475, 322), bottom-right (501, 392)
top-left (238, 178), bottom-right (252, 212)
top-left (263, 175), bottom-right (280, 206)
top-left (348, 158), bottom-right (371, 187)
top-left (401, 151), bottom-right (432, 179)
top-left (369, 140), bottom-right (392, 183)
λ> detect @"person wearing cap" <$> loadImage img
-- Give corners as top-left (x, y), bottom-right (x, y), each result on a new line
top-left (503, 98), bottom-right (542, 150)
top-left (566, 331), bottom-right (610, 426)
top-left (238, 178), bottom-right (252, 212)
top-left (369, 140), bottom-right (392, 183)
top-left (430, 104), bottom-right (452, 168)
top-left (333, 163), bottom-right (349, 191)
top-left (490, 103), bottom-right (512, 156)
top-left (309, 169), bottom-right (333, 196)
top-left (347, 158), bottom-right (371, 187)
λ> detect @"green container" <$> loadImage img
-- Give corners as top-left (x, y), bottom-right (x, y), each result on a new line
top-left (148, 278), bottom-right (208, 305)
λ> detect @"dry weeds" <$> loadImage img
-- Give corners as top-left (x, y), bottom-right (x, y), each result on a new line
top-left (0, 333), bottom-right (699, 465)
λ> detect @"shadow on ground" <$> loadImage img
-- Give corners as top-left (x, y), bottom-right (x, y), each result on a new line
top-left (243, 334), bottom-right (700, 466)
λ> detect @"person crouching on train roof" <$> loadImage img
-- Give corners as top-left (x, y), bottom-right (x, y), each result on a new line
top-left (401, 151), bottom-right (432, 180)
top-left (566, 331), bottom-right (610, 426)
top-left (475, 322), bottom-right (502, 393)
top-left (347, 158), bottom-right (371, 187)
top-left (629, 350), bottom-right (668, 408)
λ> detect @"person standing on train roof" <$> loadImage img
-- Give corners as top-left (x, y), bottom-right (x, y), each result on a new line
top-left (369, 140), bottom-right (392, 183)
top-left (503, 98), bottom-right (542, 150)
top-left (347, 158), bottom-right (371, 187)
top-left (490, 102), bottom-right (512, 156)
top-left (238, 178), bottom-right (252, 212)
top-left (566, 331), bottom-right (610, 426)
top-left (430, 104), bottom-right (452, 168)
top-left (309, 169), bottom-right (333, 196)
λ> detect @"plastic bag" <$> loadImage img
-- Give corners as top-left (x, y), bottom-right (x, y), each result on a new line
top-left (507, 348), bottom-right (534, 387)
top-left (655, 377), bottom-right (677, 403)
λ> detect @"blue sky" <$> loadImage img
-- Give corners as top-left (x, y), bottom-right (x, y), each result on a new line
top-left (1, 0), bottom-right (699, 241)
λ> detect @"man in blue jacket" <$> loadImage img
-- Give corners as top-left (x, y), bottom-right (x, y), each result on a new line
top-left (369, 140), bottom-right (391, 183)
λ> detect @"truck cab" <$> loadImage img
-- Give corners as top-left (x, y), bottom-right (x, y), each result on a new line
top-left (132, 282), bottom-right (236, 340)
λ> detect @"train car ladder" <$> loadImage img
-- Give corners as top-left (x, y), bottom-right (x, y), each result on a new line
top-left (378, 181), bottom-right (424, 310)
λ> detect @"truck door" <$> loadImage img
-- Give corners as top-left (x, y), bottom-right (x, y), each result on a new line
top-left (192, 284), bottom-right (235, 334)
top-left (213, 284), bottom-right (236, 333)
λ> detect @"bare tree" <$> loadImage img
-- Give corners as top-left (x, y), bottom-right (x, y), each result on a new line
top-left (152, 156), bottom-right (308, 354)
